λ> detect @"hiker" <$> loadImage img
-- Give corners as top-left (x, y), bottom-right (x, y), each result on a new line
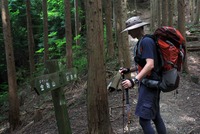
top-left (119, 16), bottom-right (167, 134)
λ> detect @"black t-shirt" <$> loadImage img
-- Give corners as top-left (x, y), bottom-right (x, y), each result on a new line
top-left (135, 36), bottom-right (161, 80)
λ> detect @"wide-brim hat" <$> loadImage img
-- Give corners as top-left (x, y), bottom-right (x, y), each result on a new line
top-left (121, 16), bottom-right (149, 33)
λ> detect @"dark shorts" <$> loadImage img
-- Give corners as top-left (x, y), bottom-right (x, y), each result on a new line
top-left (135, 84), bottom-right (160, 119)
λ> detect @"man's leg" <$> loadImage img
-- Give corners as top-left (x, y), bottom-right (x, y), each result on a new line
top-left (152, 111), bottom-right (166, 134)
top-left (139, 117), bottom-right (155, 134)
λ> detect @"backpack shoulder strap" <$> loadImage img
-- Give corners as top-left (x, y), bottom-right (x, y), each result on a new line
top-left (140, 34), bottom-right (163, 74)
top-left (137, 34), bottom-right (156, 56)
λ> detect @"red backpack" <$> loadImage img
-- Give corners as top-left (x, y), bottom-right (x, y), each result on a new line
top-left (137, 26), bottom-right (186, 92)
top-left (154, 26), bottom-right (186, 72)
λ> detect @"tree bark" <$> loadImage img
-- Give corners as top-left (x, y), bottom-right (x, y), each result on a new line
top-left (42, 0), bottom-right (49, 62)
top-left (177, 0), bottom-right (189, 73)
top-left (1, 0), bottom-right (20, 131)
top-left (185, 0), bottom-right (190, 23)
top-left (64, 0), bottom-right (73, 68)
top-left (193, 0), bottom-right (200, 24)
top-left (121, 0), bottom-right (131, 71)
top-left (157, 0), bottom-right (161, 27)
top-left (114, 0), bottom-right (123, 65)
top-left (190, 0), bottom-right (195, 22)
top-left (168, 0), bottom-right (174, 26)
top-left (26, 0), bottom-right (35, 90)
top-left (161, 0), bottom-right (168, 26)
top-left (74, 0), bottom-right (80, 45)
top-left (104, 0), bottom-right (114, 58)
top-left (151, 0), bottom-right (156, 31)
top-left (134, 0), bottom-right (137, 13)
top-left (85, 0), bottom-right (113, 133)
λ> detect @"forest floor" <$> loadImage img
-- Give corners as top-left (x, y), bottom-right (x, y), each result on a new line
top-left (0, 42), bottom-right (200, 134)
top-left (1, 49), bottom-right (200, 134)
top-left (1, 1), bottom-right (200, 134)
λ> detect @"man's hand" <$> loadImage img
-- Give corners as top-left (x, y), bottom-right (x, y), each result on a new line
top-left (121, 79), bottom-right (134, 89)
top-left (119, 67), bottom-right (130, 74)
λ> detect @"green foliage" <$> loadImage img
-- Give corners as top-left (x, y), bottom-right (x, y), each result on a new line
top-left (0, 91), bottom-right (8, 122)
top-left (0, 0), bottom-right (88, 87)
top-left (36, 48), bottom-right (44, 53)
top-left (48, 0), bottom-right (64, 19)
top-left (188, 24), bottom-right (200, 35)
top-left (72, 37), bottom-right (87, 73)
top-left (0, 83), bottom-right (8, 92)
top-left (36, 31), bottom-right (66, 59)
top-left (0, 91), bottom-right (8, 106)
top-left (33, 62), bottom-right (46, 77)
top-left (16, 67), bottom-right (29, 83)
top-left (74, 34), bottom-right (81, 41)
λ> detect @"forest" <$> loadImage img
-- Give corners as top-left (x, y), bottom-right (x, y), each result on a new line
top-left (0, 0), bottom-right (200, 134)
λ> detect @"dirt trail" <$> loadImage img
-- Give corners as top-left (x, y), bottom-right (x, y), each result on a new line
top-left (1, 1), bottom-right (200, 134)
top-left (108, 51), bottom-right (200, 134)
top-left (108, 29), bottom-right (200, 133)
top-left (1, 33), bottom-right (199, 134)
top-left (117, 4), bottom-right (200, 133)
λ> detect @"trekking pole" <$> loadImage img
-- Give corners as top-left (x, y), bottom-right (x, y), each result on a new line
top-left (122, 74), bottom-right (131, 134)
top-left (125, 88), bottom-right (131, 134)
top-left (122, 78), bottom-right (125, 134)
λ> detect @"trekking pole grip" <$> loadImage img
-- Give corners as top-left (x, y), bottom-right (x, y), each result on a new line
top-left (122, 74), bottom-right (130, 104)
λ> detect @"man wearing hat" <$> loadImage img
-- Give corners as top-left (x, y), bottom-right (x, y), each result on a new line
top-left (119, 16), bottom-right (166, 134)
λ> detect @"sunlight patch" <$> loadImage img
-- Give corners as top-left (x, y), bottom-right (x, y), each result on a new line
top-left (188, 56), bottom-right (197, 63)
top-left (180, 115), bottom-right (195, 122)
top-left (167, 124), bottom-right (177, 131)
top-left (0, 123), bottom-right (9, 134)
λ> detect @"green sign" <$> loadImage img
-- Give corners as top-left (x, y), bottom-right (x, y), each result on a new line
top-left (32, 60), bottom-right (73, 134)
top-left (34, 68), bottom-right (77, 95)
top-left (60, 68), bottom-right (77, 85)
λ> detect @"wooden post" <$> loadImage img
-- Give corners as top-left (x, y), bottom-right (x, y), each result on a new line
top-left (45, 60), bottom-right (72, 134)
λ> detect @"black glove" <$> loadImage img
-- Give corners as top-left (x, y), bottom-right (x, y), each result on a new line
top-left (120, 67), bottom-right (130, 74)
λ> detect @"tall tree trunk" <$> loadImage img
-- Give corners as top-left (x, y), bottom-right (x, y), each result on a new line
top-left (112, 0), bottom-right (117, 51)
top-left (114, 0), bottom-right (123, 65)
top-left (1, 0), bottom-right (19, 131)
top-left (42, 0), bottom-right (49, 62)
top-left (190, 0), bottom-right (194, 22)
top-left (174, 0), bottom-right (178, 17)
top-left (134, 0), bottom-right (137, 13)
top-left (85, 0), bottom-right (113, 133)
top-left (104, 0), bottom-right (114, 58)
top-left (168, 0), bottom-right (174, 26)
top-left (177, 0), bottom-right (189, 73)
top-left (26, 0), bottom-right (35, 90)
top-left (64, 0), bottom-right (73, 68)
top-left (74, 0), bottom-right (80, 45)
top-left (157, 0), bottom-right (161, 27)
top-left (151, 0), bottom-right (156, 31)
top-left (121, 0), bottom-right (131, 71)
top-left (185, 0), bottom-right (190, 23)
top-left (193, 0), bottom-right (200, 24)
top-left (161, 0), bottom-right (168, 26)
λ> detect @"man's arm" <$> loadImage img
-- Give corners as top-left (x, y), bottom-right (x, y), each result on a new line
top-left (119, 66), bottom-right (137, 74)
top-left (130, 66), bottom-right (138, 72)
top-left (135, 58), bottom-right (154, 81)
top-left (121, 58), bottom-right (154, 89)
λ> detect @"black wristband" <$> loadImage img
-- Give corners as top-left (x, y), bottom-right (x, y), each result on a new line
top-left (128, 78), bottom-right (134, 88)
top-left (126, 68), bottom-right (130, 73)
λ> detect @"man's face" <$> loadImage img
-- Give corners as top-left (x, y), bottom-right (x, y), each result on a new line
top-left (128, 27), bottom-right (141, 38)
